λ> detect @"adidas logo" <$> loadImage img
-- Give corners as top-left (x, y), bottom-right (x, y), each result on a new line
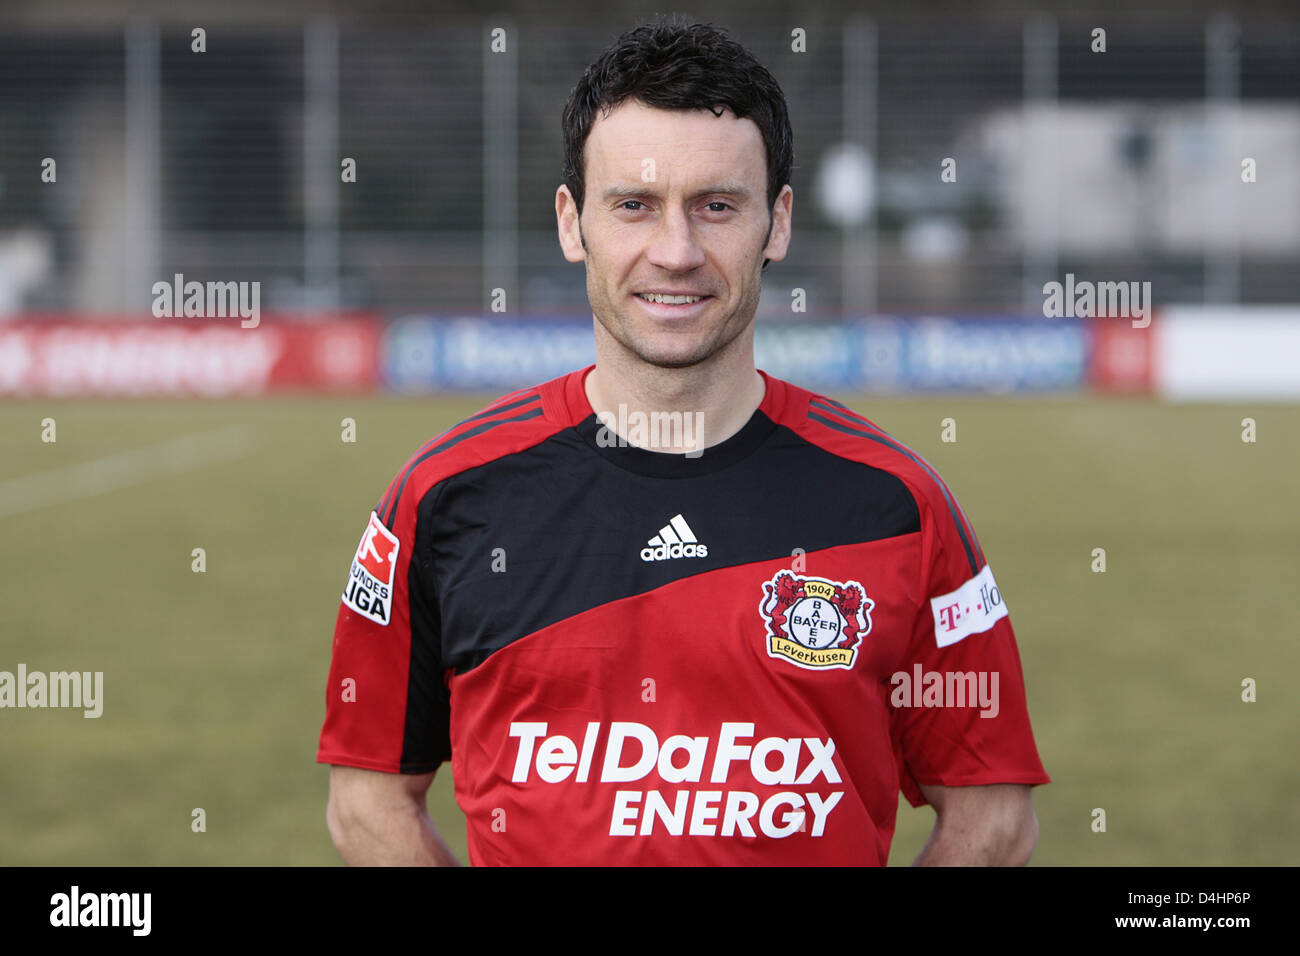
top-left (640, 513), bottom-right (709, 562)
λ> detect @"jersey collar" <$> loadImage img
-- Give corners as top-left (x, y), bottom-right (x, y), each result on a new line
top-left (558, 365), bottom-right (780, 478)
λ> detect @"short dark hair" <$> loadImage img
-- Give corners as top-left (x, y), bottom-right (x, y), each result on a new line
top-left (561, 16), bottom-right (793, 267)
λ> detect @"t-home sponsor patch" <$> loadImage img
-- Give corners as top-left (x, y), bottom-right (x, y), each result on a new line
top-left (930, 564), bottom-right (1008, 647)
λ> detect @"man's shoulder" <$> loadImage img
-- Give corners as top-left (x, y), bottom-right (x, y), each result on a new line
top-left (373, 368), bottom-right (590, 528)
top-left (773, 379), bottom-right (918, 470)
top-left (772, 378), bottom-right (963, 521)
top-left (781, 381), bottom-right (989, 572)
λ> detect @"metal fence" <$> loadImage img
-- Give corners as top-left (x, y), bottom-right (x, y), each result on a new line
top-left (0, 3), bottom-right (1297, 318)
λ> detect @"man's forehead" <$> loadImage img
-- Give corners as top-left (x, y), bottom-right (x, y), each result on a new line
top-left (585, 100), bottom-right (764, 180)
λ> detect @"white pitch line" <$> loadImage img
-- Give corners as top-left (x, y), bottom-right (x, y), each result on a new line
top-left (0, 424), bottom-right (256, 518)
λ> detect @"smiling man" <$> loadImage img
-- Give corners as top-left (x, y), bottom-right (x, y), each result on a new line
top-left (562, 95), bottom-right (778, 453)
top-left (319, 16), bottom-right (1050, 866)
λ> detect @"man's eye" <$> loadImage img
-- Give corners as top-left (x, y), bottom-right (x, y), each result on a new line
top-left (620, 200), bottom-right (645, 211)
top-left (706, 202), bottom-right (731, 212)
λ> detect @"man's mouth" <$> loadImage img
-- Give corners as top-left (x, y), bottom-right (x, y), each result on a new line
top-left (634, 292), bottom-right (710, 305)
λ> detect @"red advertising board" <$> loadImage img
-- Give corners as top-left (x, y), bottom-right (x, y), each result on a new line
top-left (1087, 315), bottom-right (1154, 393)
top-left (0, 316), bottom-right (380, 397)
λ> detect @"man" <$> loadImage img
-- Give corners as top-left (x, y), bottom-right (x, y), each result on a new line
top-left (319, 17), bottom-right (1049, 866)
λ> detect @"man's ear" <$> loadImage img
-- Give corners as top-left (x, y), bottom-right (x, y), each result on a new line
top-left (556, 185), bottom-right (586, 263)
top-left (760, 184), bottom-right (793, 265)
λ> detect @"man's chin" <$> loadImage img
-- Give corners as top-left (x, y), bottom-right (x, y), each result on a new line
top-left (620, 340), bottom-right (723, 371)
top-left (597, 311), bottom-right (753, 371)
top-left (639, 355), bottom-right (711, 371)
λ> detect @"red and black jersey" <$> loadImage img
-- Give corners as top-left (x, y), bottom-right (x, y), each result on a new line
top-left (317, 367), bottom-right (1050, 865)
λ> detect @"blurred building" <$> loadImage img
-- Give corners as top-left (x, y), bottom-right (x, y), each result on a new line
top-left (0, 0), bottom-right (1296, 318)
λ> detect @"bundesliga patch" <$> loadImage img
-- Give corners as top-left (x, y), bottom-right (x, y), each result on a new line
top-left (342, 511), bottom-right (400, 625)
top-left (760, 572), bottom-right (873, 670)
top-left (930, 564), bottom-right (1008, 647)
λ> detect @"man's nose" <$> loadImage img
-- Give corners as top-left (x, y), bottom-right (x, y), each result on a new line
top-left (646, 207), bottom-right (707, 273)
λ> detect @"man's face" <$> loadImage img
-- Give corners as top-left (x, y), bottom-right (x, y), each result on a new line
top-left (557, 99), bottom-right (792, 370)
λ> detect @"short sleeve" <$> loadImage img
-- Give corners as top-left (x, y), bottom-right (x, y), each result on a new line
top-left (316, 473), bottom-right (451, 774)
top-left (889, 486), bottom-right (1050, 808)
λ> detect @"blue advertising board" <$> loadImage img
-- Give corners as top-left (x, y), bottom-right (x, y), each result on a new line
top-left (382, 315), bottom-right (1086, 393)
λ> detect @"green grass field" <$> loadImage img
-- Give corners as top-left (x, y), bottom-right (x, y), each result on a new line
top-left (1, 393), bottom-right (1296, 865)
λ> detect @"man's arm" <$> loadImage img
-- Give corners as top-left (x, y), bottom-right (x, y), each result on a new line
top-left (326, 764), bottom-right (460, 866)
top-left (912, 782), bottom-right (1039, 866)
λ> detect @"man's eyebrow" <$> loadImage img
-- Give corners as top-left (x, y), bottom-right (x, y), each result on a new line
top-left (600, 182), bottom-right (754, 202)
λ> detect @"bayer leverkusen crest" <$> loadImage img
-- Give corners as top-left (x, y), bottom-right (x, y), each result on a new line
top-left (760, 572), bottom-right (874, 670)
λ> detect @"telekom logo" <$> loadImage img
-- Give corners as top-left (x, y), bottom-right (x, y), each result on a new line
top-left (937, 602), bottom-right (963, 632)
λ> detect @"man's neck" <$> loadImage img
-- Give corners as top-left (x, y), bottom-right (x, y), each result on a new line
top-left (584, 333), bottom-right (766, 456)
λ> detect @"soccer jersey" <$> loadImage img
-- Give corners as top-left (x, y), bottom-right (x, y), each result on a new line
top-left (316, 367), bottom-right (1050, 865)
